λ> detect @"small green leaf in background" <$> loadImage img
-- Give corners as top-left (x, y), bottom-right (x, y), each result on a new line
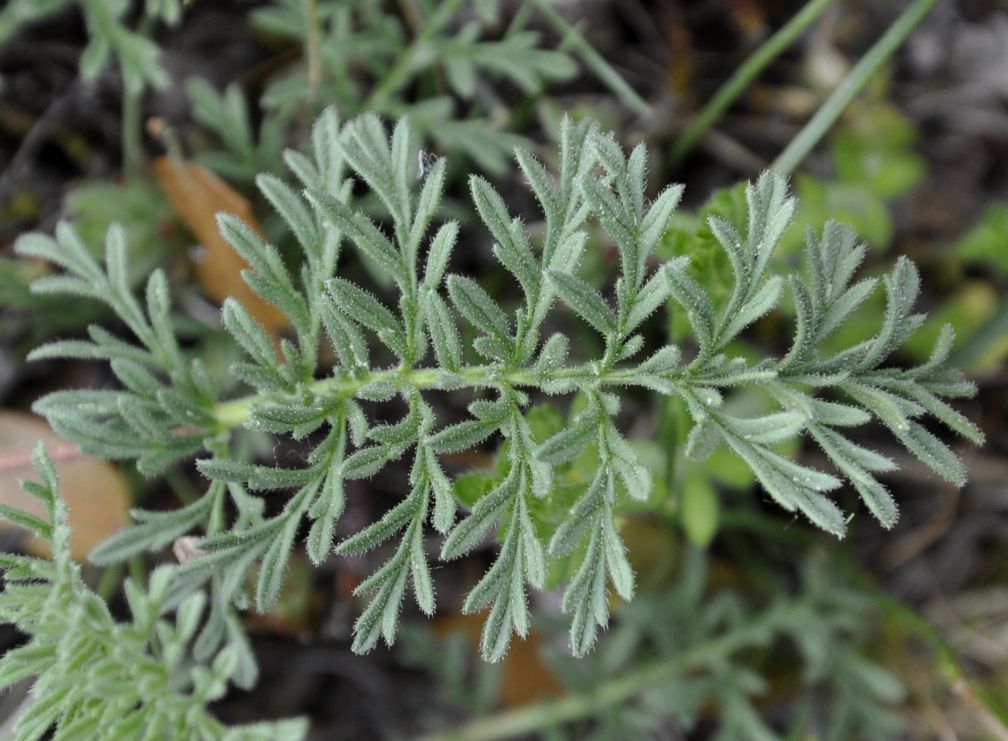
top-left (787, 102), bottom-right (924, 252)
top-left (525, 404), bottom-right (565, 444)
top-left (831, 104), bottom-right (924, 198)
top-left (453, 471), bottom-right (496, 510)
top-left (65, 180), bottom-right (181, 282)
top-left (902, 283), bottom-right (1001, 364)
top-left (956, 204), bottom-right (1008, 278)
top-left (793, 178), bottom-right (895, 249)
top-left (681, 474), bottom-right (719, 549)
top-left (897, 207), bottom-right (1008, 372)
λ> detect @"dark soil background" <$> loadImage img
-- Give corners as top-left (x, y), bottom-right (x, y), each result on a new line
top-left (1, 1), bottom-right (1007, 738)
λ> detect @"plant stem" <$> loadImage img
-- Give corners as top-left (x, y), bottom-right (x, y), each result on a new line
top-left (305, 0), bottom-right (322, 104)
top-left (424, 611), bottom-right (780, 741)
top-left (210, 362), bottom-right (675, 430)
top-left (530, 0), bottom-right (651, 118)
top-left (96, 562), bottom-right (124, 601)
top-left (772, 0), bottom-right (940, 174)
top-left (842, 560), bottom-right (1008, 728)
top-left (365, 0), bottom-right (468, 111)
top-left (120, 13), bottom-right (156, 177)
top-left (122, 89), bottom-right (142, 178)
top-left (670, 0), bottom-right (835, 164)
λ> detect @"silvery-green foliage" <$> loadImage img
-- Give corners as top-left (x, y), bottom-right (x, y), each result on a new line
top-left (190, 0), bottom-right (579, 180)
top-left (0, 445), bottom-right (307, 740)
top-left (0, 0), bottom-right (174, 93)
top-left (0, 0), bottom-right (73, 46)
top-left (1, 0), bottom-right (578, 179)
top-left (410, 551), bottom-right (906, 739)
top-left (20, 110), bottom-right (979, 662)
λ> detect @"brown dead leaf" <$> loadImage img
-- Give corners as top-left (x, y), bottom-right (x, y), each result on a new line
top-left (152, 156), bottom-right (286, 337)
top-left (433, 612), bottom-right (564, 707)
top-left (0, 411), bottom-right (130, 561)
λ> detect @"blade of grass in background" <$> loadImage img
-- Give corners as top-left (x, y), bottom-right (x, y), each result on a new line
top-left (366, 0), bottom-right (469, 109)
top-left (774, 0), bottom-right (942, 174)
top-left (671, 0), bottom-right (835, 164)
top-left (530, 0), bottom-right (652, 118)
top-left (426, 609), bottom-right (784, 741)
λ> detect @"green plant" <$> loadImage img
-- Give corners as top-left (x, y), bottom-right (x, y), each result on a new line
top-left (0, 0), bottom-right (602, 353)
top-left (16, 109), bottom-right (982, 669)
top-left (0, 0), bottom-right (175, 92)
top-left (773, 0), bottom-right (941, 174)
top-left (417, 549), bottom-right (907, 741)
top-left (790, 101), bottom-right (924, 250)
top-left (0, 0), bottom-right (589, 232)
top-left (0, 445), bottom-right (307, 740)
top-left (0, 0), bottom-right (179, 175)
top-left (188, 0), bottom-right (582, 180)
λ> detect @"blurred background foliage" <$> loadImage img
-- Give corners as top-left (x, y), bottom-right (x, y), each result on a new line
top-left (1, 0), bottom-right (1007, 738)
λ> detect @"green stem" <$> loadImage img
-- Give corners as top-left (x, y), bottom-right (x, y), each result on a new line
top-left (424, 610), bottom-right (780, 741)
top-left (773, 0), bottom-right (941, 174)
top-left (658, 396), bottom-right (688, 506)
top-left (127, 554), bottom-right (146, 589)
top-left (210, 362), bottom-right (674, 430)
top-left (96, 562), bottom-right (124, 601)
top-left (530, 0), bottom-right (651, 118)
top-left (365, 0), bottom-right (467, 111)
top-left (305, 0), bottom-right (322, 104)
top-left (122, 89), bottom-right (142, 178)
top-left (671, 0), bottom-right (835, 164)
top-left (121, 13), bottom-right (156, 178)
top-left (841, 559), bottom-right (1008, 726)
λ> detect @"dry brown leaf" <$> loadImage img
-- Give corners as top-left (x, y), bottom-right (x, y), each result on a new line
top-left (152, 156), bottom-right (286, 337)
top-left (0, 411), bottom-right (130, 561)
top-left (433, 612), bottom-right (564, 707)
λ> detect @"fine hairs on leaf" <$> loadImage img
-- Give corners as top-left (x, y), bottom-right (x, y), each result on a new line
top-left (19, 110), bottom-right (980, 663)
top-left (0, 444), bottom-right (308, 740)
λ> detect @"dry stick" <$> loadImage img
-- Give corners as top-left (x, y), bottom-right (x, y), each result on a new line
top-left (845, 562), bottom-right (1008, 736)
top-left (953, 680), bottom-right (1008, 741)
top-left (0, 441), bottom-right (83, 473)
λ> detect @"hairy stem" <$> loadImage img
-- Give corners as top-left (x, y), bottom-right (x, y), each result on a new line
top-left (210, 361), bottom-right (684, 431)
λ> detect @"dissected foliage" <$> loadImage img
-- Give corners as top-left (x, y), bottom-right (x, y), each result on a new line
top-left (0, 445), bottom-right (306, 740)
top-left (16, 109), bottom-right (981, 667)
top-left (1, 0), bottom-right (581, 178)
top-left (410, 550), bottom-right (907, 739)
top-left (187, 0), bottom-right (579, 179)
top-left (0, 0), bottom-right (176, 93)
